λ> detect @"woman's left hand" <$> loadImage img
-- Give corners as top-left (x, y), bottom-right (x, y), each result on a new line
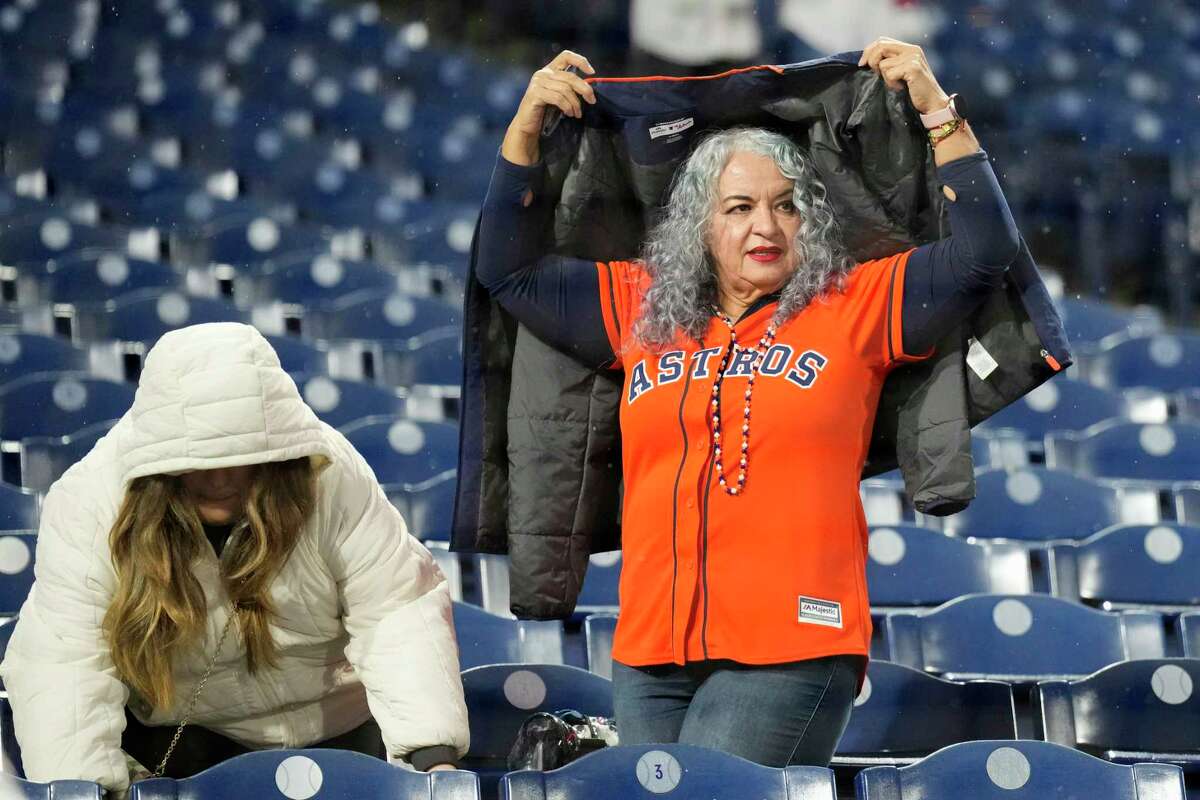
top-left (858, 37), bottom-right (950, 115)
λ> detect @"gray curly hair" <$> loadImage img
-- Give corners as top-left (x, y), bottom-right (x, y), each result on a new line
top-left (633, 127), bottom-right (854, 350)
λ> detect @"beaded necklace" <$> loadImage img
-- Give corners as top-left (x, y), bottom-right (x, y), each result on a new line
top-left (709, 308), bottom-right (778, 496)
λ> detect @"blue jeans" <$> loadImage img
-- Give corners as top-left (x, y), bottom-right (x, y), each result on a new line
top-left (611, 655), bottom-right (861, 767)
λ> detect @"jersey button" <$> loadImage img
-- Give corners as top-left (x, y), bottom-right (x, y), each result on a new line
top-left (686, 498), bottom-right (695, 508)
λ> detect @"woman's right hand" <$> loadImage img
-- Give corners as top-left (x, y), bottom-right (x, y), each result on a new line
top-left (501, 50), bottom-right (597, 166)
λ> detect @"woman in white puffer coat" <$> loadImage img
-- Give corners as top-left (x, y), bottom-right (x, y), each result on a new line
top-left (0, 323), bottom-right (469, 794)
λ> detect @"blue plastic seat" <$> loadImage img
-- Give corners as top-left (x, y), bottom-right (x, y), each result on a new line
top-left (264, 335), bottom-right (329, 376)
top-left (0, 532), bottom-right (36, 616)
top-left (248, 255), bottom-right (401, 307)
top-left (389, 471), bottom-right (457, 542)
top-left (194, 216), bottom-right (331, 269)
top-left (978, 374), bottom-right (1128, 442)
top-left (941, 467), bottom-right (1125, 542)
top-left (1046, 421), bottom-right (1200, 482)
top-left (19, 418), bottom-right (117, 493)
top-left (311, 290), bottom-right (461, 344)
top-left (338, 415), bottom-right (458, 485)
top-left (855, 740), bottom-right (1185, 800)
top-left (1048, 523), bottom-right (1200, 610)
top-left (1055, 297), bottom-right (1162, 347)
top-left (451, 602), bottom-right (564, 669)
top-left (34, 254), bottom-right (182, 305)
top-left (461, 664), bottom-right (612, 797)
top-left (885, 593), bottom-right (1166, 682)
top-left (500, 743), bottom-right (837, 800)
top-left (0, 373), bottom-right (134, 441)
top-left (0, 485), bottom-right (38, 531)
top-left (835, 660), bottom-right (1016, 767)
top-left (0, 216), bottom-right (141, 266)
top-left (1087, 333), bottom-right (1200, 392)
top-left (0, 334), bottom-right (89, 388)
top-left (79, 290), bottom-right (247, 346)
top-left (368, 201), bottom-right (478, 273)
top-left (1036, 658), bottom-right (1200, 771)
top-left (294, 375), bottom-right (406, 430)
top-left (128, 749), bottom-right (479, 800)
top-left (379, 331), bottom-right (464, 392)
top-left (865, 525), bottom-right (1032, 608)
top-left (583, 613), bottom-right (617, 680)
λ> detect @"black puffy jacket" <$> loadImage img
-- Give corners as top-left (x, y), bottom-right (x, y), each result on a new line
top-left (452, 54), bottom-right (1072, 619)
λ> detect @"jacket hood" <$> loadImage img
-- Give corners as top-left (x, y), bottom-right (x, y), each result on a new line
top-left (118, 323), bottom-right (334, 483)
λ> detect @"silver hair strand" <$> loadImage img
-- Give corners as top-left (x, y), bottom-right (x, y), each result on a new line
top-left (632, 127), bottom-right (854, 350)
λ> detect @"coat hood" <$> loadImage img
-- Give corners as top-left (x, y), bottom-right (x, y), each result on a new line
top-left (117, 323), bottom-right (334, 483)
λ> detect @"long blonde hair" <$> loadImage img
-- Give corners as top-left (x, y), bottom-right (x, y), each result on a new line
top-left (102, 458), bottom-right (318, 710)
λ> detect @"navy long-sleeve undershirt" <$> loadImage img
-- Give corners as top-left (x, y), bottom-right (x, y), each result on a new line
top-left (476, 148), bottom-right (1019, 369)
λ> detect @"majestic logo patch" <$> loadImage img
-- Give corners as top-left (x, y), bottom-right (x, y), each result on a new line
top-left (649, 117), bottom-right (695, 140)
top-left (798, 595), bottom-right (843, 629)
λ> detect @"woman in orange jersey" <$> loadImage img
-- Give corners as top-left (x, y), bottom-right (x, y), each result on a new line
top-left (475, 40), bottom-right (1019, 765)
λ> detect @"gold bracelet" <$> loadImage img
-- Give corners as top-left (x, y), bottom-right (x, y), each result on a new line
top-left (928, 118), bottom-right (962, 146)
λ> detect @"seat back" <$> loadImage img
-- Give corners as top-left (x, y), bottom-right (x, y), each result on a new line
top-left (1088, 333), bottom-right (1200, 392)
top-left (1050, 524), bottom-right (1200, 608)
top-left (339, 416), bottom-right (459, 485)
top-left (1036, 658), bottom-right (1200, 764)
top-left (979, 375), bottom-right (1127, 441)
top-left (128, 749), bottom-right (480, 800)
top-left (500, 743), bottom-right (836, 800)
top-left (0, 485), bottom-right (39, 531)
top-left (855, 740), bottom-right (1185, 800)
top-left (296, 375), bottom-right (406, 430)
top-left (837, 661), bottom-right (1016, 764)
top-left (462, 664), bottom-right (612, 796)
top-left (1061, 421), bottom-right (1200, 482)
top-left (19, 418), bottom-right (117, 493)
top-left (941, 468), bottom-right (1121, 541)
top-left (0, 334), bottom-right (89, 387)
top-left (866, 525), bottom-right (1031, 607)
top-left (885, 594), bottom-right (1164, 681)
top-left (0, 373), bottom-right (133, 442)
top-left (451, 602), bottom-right (564, 669)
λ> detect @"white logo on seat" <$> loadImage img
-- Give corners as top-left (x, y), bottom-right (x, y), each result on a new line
top-left (0, 537), bottom-right (31, 575)
top-left (636, 751), bottom-right (682, 794)
top-left (502, 670), bottom-right (547, 710)
top-left (985, 747), bottom-right (1030, 790)
top-left (52, 378), bottom-right (88, 412)
top-left (275, 755), bottom-right (323, 800)
top-left (1150, 664), bottom-right (1193, 705)
top-left (1144, 526), bottom-right (1184, 564)
top-left (992, 599), bottom-right (1033, 636)
top-left (868, 528), bottom-right (906, 566)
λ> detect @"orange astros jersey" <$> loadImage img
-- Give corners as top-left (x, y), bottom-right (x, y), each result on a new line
top-left (595, 249), bottom-right (932, 668)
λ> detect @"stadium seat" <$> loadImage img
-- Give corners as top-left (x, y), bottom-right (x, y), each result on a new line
top-left (583, 614), bottom-right (617, 680)
top-left (1046, 421), bottom-right (1200, 482)
top-left (338, 416), bottom-right (458, 485)
top-left (461, 663), bottom-right (612, 797)
top-left (500, 743), bottom-right (837, 800)
top-left (243, 254), bottom-right (402, 308)
top-left (885, 593), bottom-right (1166, 681)
top-left (19, 418), bottom-right (117, 493)
top-left (865, 525), bottom-right (1032, 608)
top-left (0, 532), bottom-right (36, 616)
top-left (971, 429), bottom-right (1031, 470)
top-left (379, 330), bottom-right (464, 393)
top-left (293, 375), bottom-right (406, 430)
top-left (1055, 297), bottom-right (1162, 348)
top-left (977, 374), bottom-right (1128, 443)
top-left (0, 373), bottom-right (134, 442)
top-left (452, 602), bottom-right (564, 669)
top-left (389, 472), bottom-right (457, 542)
top-left (128, 749), bottom-right (480, 799)
top-left (1048, 524), bottom-right (1200, 610)
top-left (262, 335), bottom-right (328, 377)
top-left (310, 290), bottom-right (461, 343)
top-left (1035, 658), bottom-right (1200, 770)
top-left (1086, 333), bottom-right (1200, 392)
top-left (0, 334), bottom-right (89, 388)
top-left (0, 216), bottom-right (158, 267)
top-left (29, 254), bottom-right (182, 306)
top-left (940, 467), bottom-right (1143, 542)
top-left (0, 485), bottom-right (38, 531)
top-left (855, 740), bottom-right (1185, 800)
top-left (188, 215), bottom-right (331, 270)
top-left (835, 660), bottom-right (1017, 768)
top-left (74, 290), bottom-right (248, 347)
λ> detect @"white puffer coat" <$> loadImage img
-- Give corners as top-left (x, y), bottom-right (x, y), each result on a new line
top-left (0, 323), bottom-right (469, 791)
